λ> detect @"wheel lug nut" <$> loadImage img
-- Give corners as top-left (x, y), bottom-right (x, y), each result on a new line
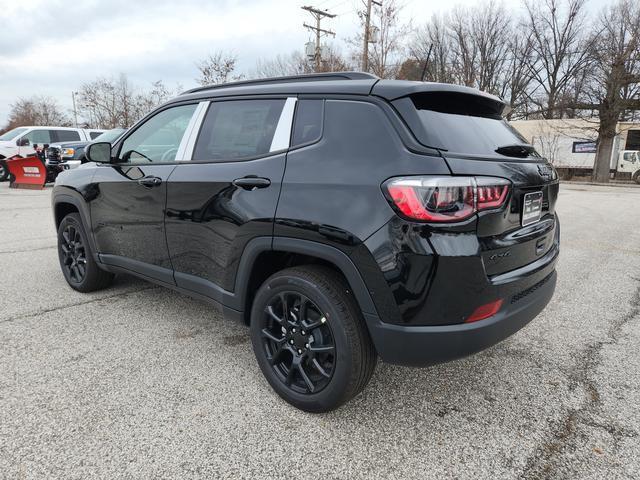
top-left (289, 339), bottom-right (294, 344)
top-left (298, 349), bottom-right (302, 354)
top-left (292, 328), bottom-right (296, 333)
top-left (301, 330), bottom-right (306, 335)
top-left (305, 343), bottom-right (309, 348)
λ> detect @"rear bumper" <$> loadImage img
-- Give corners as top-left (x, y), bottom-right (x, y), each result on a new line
top-left (366, 269), bottom-right (556, 367)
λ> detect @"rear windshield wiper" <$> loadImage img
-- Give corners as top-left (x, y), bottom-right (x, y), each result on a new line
top-left (495, 144), bottom-right (536, 158)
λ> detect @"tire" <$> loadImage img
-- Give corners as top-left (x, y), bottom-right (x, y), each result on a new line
top-left (0, 161), bottom-right (8, 182)
top-left (250, 265), bottom-right (377, 412)
top-left (57, 213), bottom-right (114, 292)
top-left (634, 171), bottom-right (640, 185)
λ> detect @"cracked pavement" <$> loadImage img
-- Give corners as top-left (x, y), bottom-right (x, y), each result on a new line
top-left (1, 181), bottom-right (639, 479)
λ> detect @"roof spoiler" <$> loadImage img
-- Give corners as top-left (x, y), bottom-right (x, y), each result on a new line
top-left (182, 72), bottom-right (379, 95)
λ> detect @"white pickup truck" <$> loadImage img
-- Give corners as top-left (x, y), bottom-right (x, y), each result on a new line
top-left (617, 151), bottom-right (640, 183)
top-left (0, 126), bottom-right (105, 181)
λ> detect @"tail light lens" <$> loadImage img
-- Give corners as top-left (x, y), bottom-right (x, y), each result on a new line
top-left (384, 176), bottom-right (510, 222)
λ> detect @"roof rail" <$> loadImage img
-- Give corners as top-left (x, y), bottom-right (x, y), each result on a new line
top-left (181, 71), bottom-right (379, 95)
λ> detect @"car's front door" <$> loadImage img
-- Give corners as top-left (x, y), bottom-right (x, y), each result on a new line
top-left (165, 97), bottom-right (295, 305)
top-left (90, 103), bottom-right (201, 284)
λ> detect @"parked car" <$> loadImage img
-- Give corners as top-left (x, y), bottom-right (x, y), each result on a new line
top-left (51, 72), bottom-right (560, 412)
top-left (46, 128), bottom-right (127, 171)
top-left (0, 126), bottom-right (105, 181)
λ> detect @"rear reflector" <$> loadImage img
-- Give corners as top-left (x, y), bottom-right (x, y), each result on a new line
top-left (384, 176), bottom-right (510, 222)
top-left (465, 299), bottom-right (504, 323)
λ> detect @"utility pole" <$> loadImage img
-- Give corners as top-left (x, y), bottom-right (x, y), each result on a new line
top-left (302, 5), bottom-right (336, 72)
top-left (71, 91), bottom-right (79, 128)
top-left (362, 0), bottom-right (382, 72)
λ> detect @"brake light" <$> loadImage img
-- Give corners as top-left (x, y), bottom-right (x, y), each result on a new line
top-left (384, 176), bottom-right (510, 222)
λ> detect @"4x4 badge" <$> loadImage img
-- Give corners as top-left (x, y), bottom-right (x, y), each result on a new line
top-left (537, 164), bottom-right (553, 180)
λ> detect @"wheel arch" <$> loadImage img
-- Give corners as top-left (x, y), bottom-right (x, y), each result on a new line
top-left (234, 237), bottom-right (378, 326)
top-left (52, 191), bottom-right (99, 261)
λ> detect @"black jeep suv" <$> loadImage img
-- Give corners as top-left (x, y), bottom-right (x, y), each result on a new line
top-left (51, 72), bottom-right (559, 412)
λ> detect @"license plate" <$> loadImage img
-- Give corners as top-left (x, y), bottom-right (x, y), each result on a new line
top-left (522, 191), bottom-right (543, 226)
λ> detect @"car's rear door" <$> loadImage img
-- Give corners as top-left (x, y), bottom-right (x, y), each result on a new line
top-left (90, 103), bottom-right (201, 284)
top-left (165, 97), bottom-right (295, 305)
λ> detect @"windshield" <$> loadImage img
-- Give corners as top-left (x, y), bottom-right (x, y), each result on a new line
top-left (0, 127), bottom-right (28, 141)
top-left (93, 128), bottom-right (126, 144)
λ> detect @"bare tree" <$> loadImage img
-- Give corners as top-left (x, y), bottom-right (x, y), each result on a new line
top-left (499, 31), bottom-right (536, 119)
top-left (351, 0), bottom-right (411, 78)
top-left (195, 51), bottom-right (243, 86)
top-left (577, 0), bottom-right (640, 182)
top-left (77, 75), bottom-right (177, 128)
top-left (4, 96), bottom-right (70, 130)
top-left (253, 52), bottom-right (308, 78)
top-left (252, 45), bottom-right (350, 79)
top-left (523, 0), bottom-right (592, 119)
top-left (410, 2), bottom-right (532, 117)
top-left (410, 13), bottom-right (455, 83)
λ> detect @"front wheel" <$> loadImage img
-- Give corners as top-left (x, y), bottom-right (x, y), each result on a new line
top-left (250, 266), bottom-right (377, 412)
top-left (634, 171), bottom-right (640, 185)
top-left (57, 213), bottom-right (114, 292)
top-left (0, 161), bottom-right (8, 182)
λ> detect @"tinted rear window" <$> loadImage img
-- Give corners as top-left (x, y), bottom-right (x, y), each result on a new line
top-left (55, 130), bottom-right (81, 142)
top-left (395, 92), bottom-right (530, 156)
top-left (292, 99), bottom-right (323, 147)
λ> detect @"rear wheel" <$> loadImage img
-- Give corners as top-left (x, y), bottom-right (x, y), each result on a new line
top-left (250, 266), bottom-right (377, 412)
top-left (57, 213), bottom-right (114, 292)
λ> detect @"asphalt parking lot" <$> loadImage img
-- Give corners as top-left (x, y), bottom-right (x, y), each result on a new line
top-left (1, 181), bottom-right (639, 479)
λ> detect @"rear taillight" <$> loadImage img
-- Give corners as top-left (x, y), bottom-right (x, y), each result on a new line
top-left (384, 176), bottom-right (510, 222)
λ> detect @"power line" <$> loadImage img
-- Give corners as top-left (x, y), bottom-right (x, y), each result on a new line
top-left (302, 5), bottom-right (337, 72)
top-left (362, 0), bottom-right (382, 72)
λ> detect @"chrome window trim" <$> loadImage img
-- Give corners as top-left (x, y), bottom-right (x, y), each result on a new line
top-left (270, 97), bottom-right (297, 152)
top-left (177, 101), bottom-right (209, 161)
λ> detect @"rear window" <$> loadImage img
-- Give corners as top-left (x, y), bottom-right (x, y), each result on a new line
top-left (395, 92), bottom-right (531, 156)
top-left (55, 130), bottom-right (81, 142)
top-left (89, 131), bottom-right (103, 140)
top-left (292, 99), bottom-right (323, 147)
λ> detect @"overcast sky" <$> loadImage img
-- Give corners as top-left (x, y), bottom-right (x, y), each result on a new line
top-left (0, 0), bottom-right (611, 127)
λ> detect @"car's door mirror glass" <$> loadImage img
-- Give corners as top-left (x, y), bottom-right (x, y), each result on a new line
top-left (86, 142), bottom-right (112, 163)
top-left (18, 137), bottom-right (30, 147)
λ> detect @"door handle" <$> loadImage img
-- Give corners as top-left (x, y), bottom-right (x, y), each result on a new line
top-left (232, 176), bottom-right (271, 190)
top-left (138, 176), bottom-right (162, 187)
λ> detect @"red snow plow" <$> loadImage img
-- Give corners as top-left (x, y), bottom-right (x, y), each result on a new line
top-left (6, 155), bottom-right (48, 189)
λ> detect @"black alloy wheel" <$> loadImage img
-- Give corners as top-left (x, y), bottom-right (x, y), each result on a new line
top-left (250, 266), bottom-right (377, 412)
top-left (60, 224), bottom-right (87, 284)
top-left (57, 213), bottom-right (114, 292)
top-left (261, 291), bottom-right (336, 394)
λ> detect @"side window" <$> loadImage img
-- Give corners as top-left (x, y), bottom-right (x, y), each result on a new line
top-left (23, 129), bottom-right (52, 145)
top-left (193, 99), bottom-right (285, 161)
top-left (119, 104), bottom-right (197, 163)
top-left (55, 130), bottom-right (81, 142)
top-left (89, 131), bottom-right (102, 140)
top-left (292, 99), bottom-right (323, 147)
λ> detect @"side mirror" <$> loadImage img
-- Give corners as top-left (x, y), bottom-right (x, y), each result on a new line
top-left (17, 137), bottom-right (30, 147)
top-left (85, 142), bottom-right (112, 163)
